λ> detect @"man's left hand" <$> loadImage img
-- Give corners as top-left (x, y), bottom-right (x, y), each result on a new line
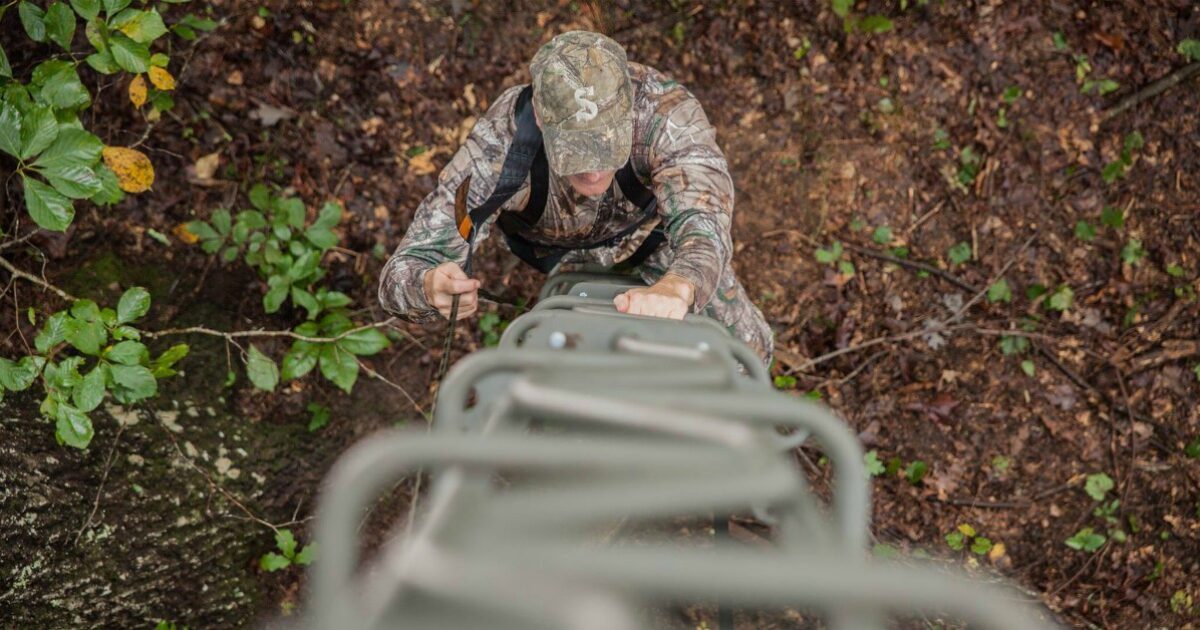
top-left (613, 273), bottom-right (695, 320)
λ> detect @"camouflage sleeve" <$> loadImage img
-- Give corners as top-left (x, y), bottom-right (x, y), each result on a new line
top-left (646, 93), bottom-right (735, 312)
top-left (378, 86), bottom-right (524, 322)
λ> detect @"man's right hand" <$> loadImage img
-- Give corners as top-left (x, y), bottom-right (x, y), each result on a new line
top-left (423, 262), bottom-right (480, 320)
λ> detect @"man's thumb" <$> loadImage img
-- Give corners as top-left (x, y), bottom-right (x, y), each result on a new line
top-left (613, 293), bottom-right (629, 312)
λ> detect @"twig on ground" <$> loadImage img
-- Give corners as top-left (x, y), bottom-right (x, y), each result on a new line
top-left (146, 317), bottom-right (402, 345)
top-left (1112, 366), bottom-right (1138, 513)
top-left (785, 323), bottom-right (972, 375)
top-left (356, 357), bottom-right (426, 416)
top-left (0, 230), bottom-right (40, 251)
top-left (932, 482), bottom-right (1071, 510)
top-left (0, 255), bottom-right (77, 302)
top-left (1102, 61), bottom-right (1200, 122)
top-left (942, 235), bottom-right (1036, 324)
top-left (75, 425), bottom-right (125, 544)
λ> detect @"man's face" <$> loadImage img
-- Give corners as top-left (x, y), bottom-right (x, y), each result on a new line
top-left (565, 170), bottom-right (616, 197)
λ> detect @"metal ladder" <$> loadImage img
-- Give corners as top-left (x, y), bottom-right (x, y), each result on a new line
top-left (307, 272), bottom-right (1060, 630)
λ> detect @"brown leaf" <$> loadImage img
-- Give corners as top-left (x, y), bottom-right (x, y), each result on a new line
top-left (406, 151), bottom-right (438, 176)
top-left (173, 223), bottom-right (199, 244)
top-left (189, 151), bottom-right (221, 183)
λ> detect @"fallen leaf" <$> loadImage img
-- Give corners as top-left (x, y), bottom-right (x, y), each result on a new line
top-left (226, 70), bottom-right (244, 86)
top-left (463, 82), bottom-right (477, 109)
top-left (173, 223), bottom-right (199, 244)
top-left (988, 542), bottom-right (1006, 561)
top-left (360, 116), bottom-right (384, 136)
top-left (102, 146), bottom-right (155, 193)
top-left (129, 74), bottom-right (147, 108)
top-left (190, 151), bottom-right (221, 182)
top-left (406, 151), bottom-right (438, 175)
top-left (250, 102), bottom-right (296, 127)
top-left (148, 66), bottom-right (176, 91)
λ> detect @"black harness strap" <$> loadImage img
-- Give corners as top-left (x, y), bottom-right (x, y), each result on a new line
top-left (465, 85), bottom-right (663, 274)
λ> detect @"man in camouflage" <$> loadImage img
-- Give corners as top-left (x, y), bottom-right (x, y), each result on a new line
top-left (379, 30), bottom-right (773, 364)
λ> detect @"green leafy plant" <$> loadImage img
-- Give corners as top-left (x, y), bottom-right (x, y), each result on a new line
top-left (1065, 527), bottom-right (1106, 552)
top-left (864, 450), bottom-right (885, 477)
top-left (947, 242), bottom-right (971, 265)
top-left (1051, 31), bottom-right (1067, 51)
top-left (999, 334), bottom-right (1029, 356)
top-left (1, 1), bottom-right (214, 232)
top-left (1085, 471), bottom-right (1112, 496)
top-left (1073, 52), bottom-right (1119, 96)
top-left (187, 189), bottom-right (389, 394)
top-left (831, 0), bottom-right (892, 35)
top-left (1170, 590), bottom-right (1195, 616)
top-left (871, 225), bottom-right (893, 245)
top-left (773, 374), bottom-right (797, 390)
top-left (260, 528), bottom-right (316, 572)
top-left (946, 523), bottom-right (994, 556)
top-left (986, 278), bottom-right (1012, 303)
top-left (970, 536), bottom-right (994, 555)
top-left (1101, 131), bottom-right (1144, 184)
top-left (1020, 359), bottom-right (1035, 376)
top-left (814, 241), bottom-right (855, 276)
top-left (904, 460), bottom-right (928, 485)
top-left (1074, 220), bottom-right (1096, 242)
top-left (0, 287), bottom-right (188, 448)
top-left (1120, 239), bottom-right (1146, 266)
top-left (991, 455), bottom-right (1011, 475)
top-left (932, 128), bottom-right (950, 151)
top-left (1177, 39), bottom-right (1200, 62)
top-left (1046, 285), bottom-right (1074, 312)
top-left (478, 311), bottom-right (507, 347)
top-left (995, 85), bottom-right (1020, 128)
top-left (189, 188), bottom-right (342, 316)
top-left (307, 401), bottom-right (330, 432)
top-left (956, 146), bottom-right (982, 189)
top-left (1100, 205), bottom-right (1125, 229)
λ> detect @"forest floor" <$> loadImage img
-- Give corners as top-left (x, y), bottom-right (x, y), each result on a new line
top-left (2, 0), bottom-right (1199, 628)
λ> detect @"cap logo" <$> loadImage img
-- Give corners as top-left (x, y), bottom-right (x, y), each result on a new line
top-left (573, 86), bottom-right (599, 122)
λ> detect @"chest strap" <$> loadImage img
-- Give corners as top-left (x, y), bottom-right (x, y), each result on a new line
top-left (459, 86), bottom-right (662, 274)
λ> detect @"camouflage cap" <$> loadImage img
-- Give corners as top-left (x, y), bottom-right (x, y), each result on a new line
top-left (530, 31), bottom-right (634, 176)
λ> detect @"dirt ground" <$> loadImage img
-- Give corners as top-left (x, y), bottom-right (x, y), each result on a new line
top-left (3, 0), bottom-right (1199, 628)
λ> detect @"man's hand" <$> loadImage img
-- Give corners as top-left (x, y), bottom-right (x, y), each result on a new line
top-left (613, 273), bottom-right (695, 320)
top-left (423, 262), bottom-right (480, 320)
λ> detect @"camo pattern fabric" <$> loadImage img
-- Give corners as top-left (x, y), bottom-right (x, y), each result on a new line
top-left (378, 62), bottom-right (774, 364)
top-left (530, 30), bottom-right (634, 175)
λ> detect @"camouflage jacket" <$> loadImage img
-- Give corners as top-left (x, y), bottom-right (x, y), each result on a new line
top-left (379, 62), bottom-right (735, 322)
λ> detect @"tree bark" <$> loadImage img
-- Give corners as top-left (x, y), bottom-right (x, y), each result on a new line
top-left (0, 391), bottom-right (326, 628)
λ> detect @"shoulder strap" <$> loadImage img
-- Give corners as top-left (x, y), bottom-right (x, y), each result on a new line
top-left (465, 86), bottom-right (546, 232)
top-left (614, 161), bottom-right (656, 213)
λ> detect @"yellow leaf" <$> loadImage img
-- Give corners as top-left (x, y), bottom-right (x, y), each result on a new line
top-left (129, 74), bottom-right (147, 108)
top-left (173, 223), bottom-right (199, 244)
top-left (102, 146), bottom-right (155, 193)
top-left (148, 66), bottom-right (176, 91)
top-left (988, 542), bottom-right (1006, 562)
top-left (957, 523), bottom-right (976, 537)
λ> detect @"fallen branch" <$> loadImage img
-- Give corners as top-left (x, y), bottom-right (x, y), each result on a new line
top-left (840, 241), bottom-right (978, 295)
top-left (0, 255), bottom-right (77, 302)
top-left (1102, 61), bottom-right (1200, 123)
top-left (146, 318), bottom-right (402, 345)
